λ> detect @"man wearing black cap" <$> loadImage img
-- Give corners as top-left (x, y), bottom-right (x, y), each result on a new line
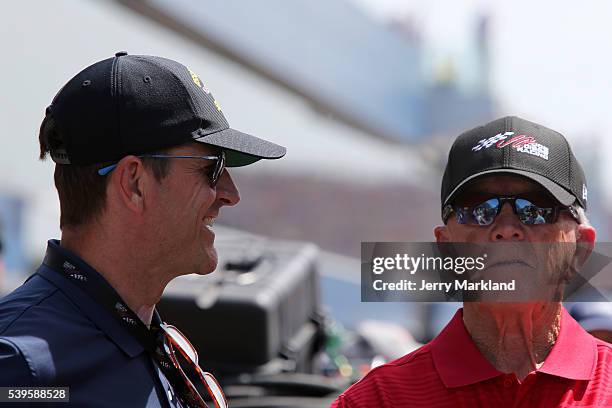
top-left (0, 52), bottom-right (285, 407)
top-left (333, 117), bottom-right (612, 407)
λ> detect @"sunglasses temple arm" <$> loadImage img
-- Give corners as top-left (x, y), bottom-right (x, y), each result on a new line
top-left (97, 164), bottom-right (118, 176)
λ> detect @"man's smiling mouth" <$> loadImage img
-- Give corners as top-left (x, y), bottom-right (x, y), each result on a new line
top-left (203, 216), bottom-right (216, 230)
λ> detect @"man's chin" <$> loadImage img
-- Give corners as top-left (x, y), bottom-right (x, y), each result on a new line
top-left (195, 248), bottom-right (218, 275)
top-left (196, 265), bottom-right (217, 275)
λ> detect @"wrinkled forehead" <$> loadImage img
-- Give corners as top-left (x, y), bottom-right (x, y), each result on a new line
top-left (459, 174), bottom-right (549, 196)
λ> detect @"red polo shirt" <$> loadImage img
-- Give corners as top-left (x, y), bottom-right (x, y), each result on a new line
top-left (332, 308), bottom-right (612, 407)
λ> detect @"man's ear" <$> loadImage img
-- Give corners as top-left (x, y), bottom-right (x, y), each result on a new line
top-left (569, 224), bottom-right (596, 280)
top-left (577, 224), bottom-right (596, 246)
top-left (434, 225), bottom-right (450, 243)
top-left (109, 156), bottom-right (148, 214)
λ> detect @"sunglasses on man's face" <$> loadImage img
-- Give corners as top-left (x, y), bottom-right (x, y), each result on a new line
top-left (158, 323), bottom-right (227, 408)
top-left (97, 151), bottom-right (227, 188)
top-left (442, 194), bottom-right (579, 226)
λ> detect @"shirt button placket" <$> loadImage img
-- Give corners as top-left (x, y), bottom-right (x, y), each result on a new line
top-left (514, 372), bottom-right (536, 407)
top-left (499, 374), bottom-right (517, 408)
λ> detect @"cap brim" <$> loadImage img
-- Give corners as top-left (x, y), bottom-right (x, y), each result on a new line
top-left (443, 169), bottom-right (577, 207)
top-left (194, 128), bottom-right (286, 167)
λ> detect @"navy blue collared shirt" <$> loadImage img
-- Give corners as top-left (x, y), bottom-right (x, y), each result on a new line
top-left (0, 240), bottom-right (183, 407)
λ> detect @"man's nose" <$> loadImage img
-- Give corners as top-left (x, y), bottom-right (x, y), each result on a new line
top-left (215, 170), bottom-right (240, 207)
top-left (489, 202), bottom-right (525, 241)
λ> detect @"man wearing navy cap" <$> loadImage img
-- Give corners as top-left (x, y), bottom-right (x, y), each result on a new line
top-left (333, 116), bottom-right (612, 407)
top-left (0, 52), bottom-right (285, 407)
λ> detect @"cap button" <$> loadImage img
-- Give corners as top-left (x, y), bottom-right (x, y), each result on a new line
top-left (115, 51), bottom-right (128, 57)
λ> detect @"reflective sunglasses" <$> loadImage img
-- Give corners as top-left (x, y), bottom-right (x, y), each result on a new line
top-left (97, 151), bottom-right (226, 187)
top-left (443, 195), bottom-right (579, 226)
top-left (158, 323), bottom-right (227, 408)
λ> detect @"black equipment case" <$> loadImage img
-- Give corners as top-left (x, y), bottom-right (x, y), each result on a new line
top-left (158, 226), bottom-right (322, 377)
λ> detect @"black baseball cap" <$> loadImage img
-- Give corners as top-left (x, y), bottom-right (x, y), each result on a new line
top-left (44, 52), bottom-right (286, 167)
top-left (441, 116), bottom-right (588, 214)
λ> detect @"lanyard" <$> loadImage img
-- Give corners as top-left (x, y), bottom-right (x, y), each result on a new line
top-left (42, 241), bottom-right (160, 351)
top-left (41, 240), bottom-right (193, 406)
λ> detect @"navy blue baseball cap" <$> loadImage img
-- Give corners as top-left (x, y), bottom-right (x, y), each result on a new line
top-left (44, 52), bottom-right (286, 167)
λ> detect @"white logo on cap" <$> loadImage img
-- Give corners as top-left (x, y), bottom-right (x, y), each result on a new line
top-left (471, 131), bottom-right (549, 160)
top-left (583, 184), bottom-right (588, 201)
top-left (471, 132), bottom-right (514, 151)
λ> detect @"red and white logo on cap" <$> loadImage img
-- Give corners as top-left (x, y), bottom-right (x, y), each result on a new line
top-left (471, 132), bottom-right (549, 160)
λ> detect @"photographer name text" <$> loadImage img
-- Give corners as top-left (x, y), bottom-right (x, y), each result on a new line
top-left (372, 279), bottom-right (516, 292)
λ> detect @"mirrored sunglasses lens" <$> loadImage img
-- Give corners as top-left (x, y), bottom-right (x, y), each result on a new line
top-left (515, 198), bottom-right (550, 225)
top-left (471, 198), bottom-right (499, 225)
top-left (202, 373), bottom-right (227, 408)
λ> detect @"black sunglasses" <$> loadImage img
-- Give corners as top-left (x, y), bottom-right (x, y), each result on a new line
top-left (97, 151), bottom-right (226, 187)
top-left (443, 195), bottom-right (579, 226)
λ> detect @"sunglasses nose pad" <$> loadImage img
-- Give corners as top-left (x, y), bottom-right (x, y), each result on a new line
top-left (496, 201), bottom-right (516, 218)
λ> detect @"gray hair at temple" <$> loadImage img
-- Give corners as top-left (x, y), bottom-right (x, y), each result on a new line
top-left (576, 206), bottom-right (590, 227)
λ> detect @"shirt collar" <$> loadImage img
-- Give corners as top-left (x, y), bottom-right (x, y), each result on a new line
top-left (538, 307), bottom-right (596, 380)
top-left (431, 308), bottom-right (502, 388)
top-left (431, 307), bottom-right (597, 388)
top-left (36, 240), bottom-right (145, 358)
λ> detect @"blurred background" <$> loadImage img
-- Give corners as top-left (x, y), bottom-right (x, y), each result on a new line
top-left (2, 1), bottom-right (612, 406)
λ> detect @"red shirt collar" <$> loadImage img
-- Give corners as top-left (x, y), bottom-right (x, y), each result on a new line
top-left (539, 307), bottom-right (597, 380)
top-left (431, 307), bottom-right (597, 388)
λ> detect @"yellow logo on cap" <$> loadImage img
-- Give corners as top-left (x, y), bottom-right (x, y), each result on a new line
top-left (187, 67), bottom-right (211, 94)
top-left (214, 99), bottom-right (222, 112)
top-left (187, 67), bottom-right (201, 88)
